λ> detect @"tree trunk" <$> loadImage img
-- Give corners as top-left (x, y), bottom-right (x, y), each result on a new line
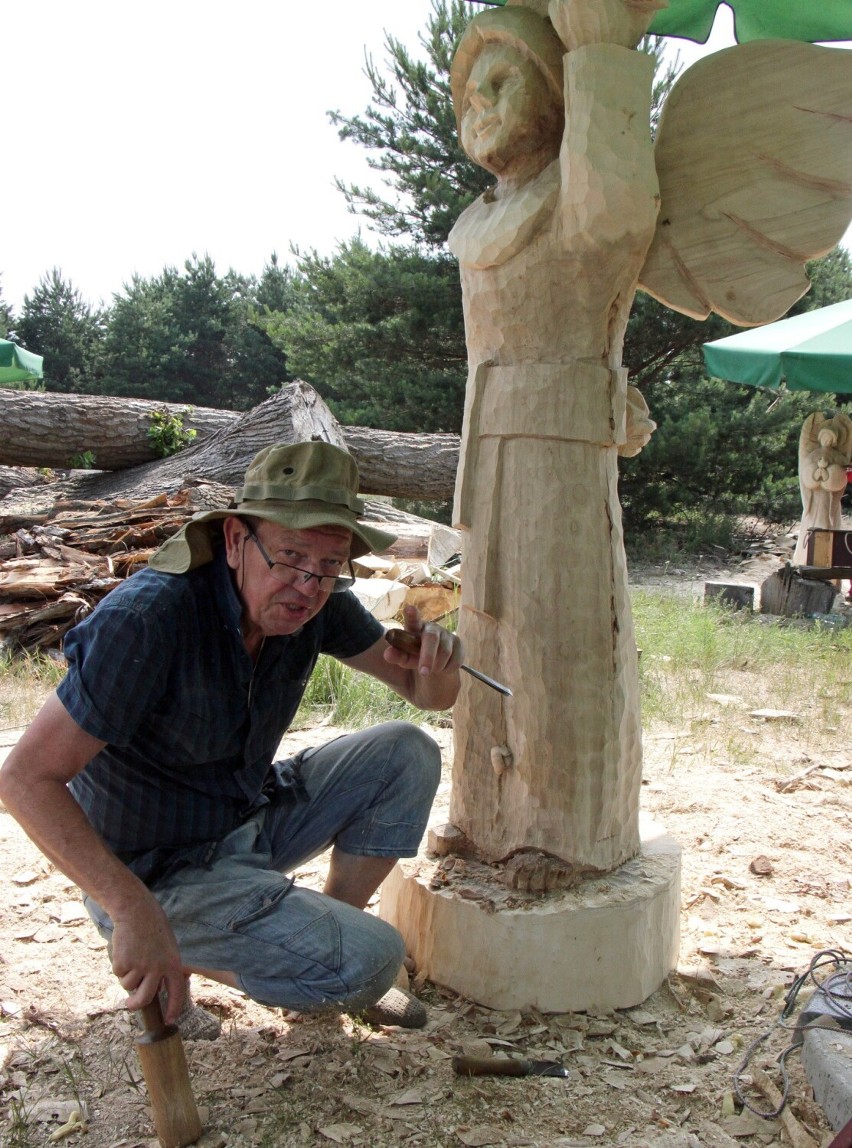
top-left (343, 425), bottom-right (459, 499)
top-left (0, 391), bottom-right (236, 470)
top-left (0, 382), bottom-right (460, 530)
top-left (0, 387), bottom-right (460, 501)
top-left (760, 567), bottom-right (837, 617)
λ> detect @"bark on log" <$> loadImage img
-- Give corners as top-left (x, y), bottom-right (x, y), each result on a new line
top-left (343, 425), bottom-right (459, 500)
top-left (0, 388), bottom-right (460, 500)
top-left (0, 391), bottom-right (236, 470)
top-left (0, 382), bottom-right (460, 530)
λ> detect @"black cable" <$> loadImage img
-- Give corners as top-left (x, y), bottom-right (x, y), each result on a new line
top-left (733, 948), bottom-right (851, 1119)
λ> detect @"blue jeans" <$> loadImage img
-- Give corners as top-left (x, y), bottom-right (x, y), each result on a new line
top-left (85, 721), bottom-right (441, 1012)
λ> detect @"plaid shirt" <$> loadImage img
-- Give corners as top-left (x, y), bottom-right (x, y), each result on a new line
top-left (59, 548), bottom-right (382, 883)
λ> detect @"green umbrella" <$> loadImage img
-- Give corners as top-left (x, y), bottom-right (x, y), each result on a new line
top-left (0, 339), bottom-right (43, 385)
top-left (648, 1), bottom-right (852, 44)
top-left (702, 300), bottom-right (852, 392)
top-left (467, 1), bottom-right (852, 44)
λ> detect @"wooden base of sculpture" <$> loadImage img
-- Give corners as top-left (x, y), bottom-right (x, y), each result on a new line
top-left (379, 814), bottom-right (681, 1013)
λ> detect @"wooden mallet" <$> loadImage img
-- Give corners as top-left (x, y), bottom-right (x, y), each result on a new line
top-left (135, 997), bottom-right (203, 1148)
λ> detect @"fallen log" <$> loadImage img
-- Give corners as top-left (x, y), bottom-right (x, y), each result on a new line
top-left (343, 425), bottom-right (459, 501)
top-left (0, 382), bottom-right (460, 530)
top-left (0, 391), bottom-right (236, 470)
top-left (0, 387), bottom-right (460, 499)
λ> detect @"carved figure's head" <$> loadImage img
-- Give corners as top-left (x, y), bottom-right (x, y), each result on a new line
top-left (451, 6), bottom-right (564, 180)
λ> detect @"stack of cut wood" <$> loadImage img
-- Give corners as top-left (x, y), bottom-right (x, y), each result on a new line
top-left (0, 486), bottom-right (462, 656)
top-left (0, 490), bottom-right (214, 653)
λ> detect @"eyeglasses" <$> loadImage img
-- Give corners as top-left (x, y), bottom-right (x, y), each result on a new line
top-left (245, 528), bottom-right (355, 594)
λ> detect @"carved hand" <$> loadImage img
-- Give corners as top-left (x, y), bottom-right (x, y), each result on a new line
top-left (548, 0), bottom-right (667, 51)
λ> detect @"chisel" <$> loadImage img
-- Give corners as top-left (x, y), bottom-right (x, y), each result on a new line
top-left (384, 628), bottom-right (513, 696)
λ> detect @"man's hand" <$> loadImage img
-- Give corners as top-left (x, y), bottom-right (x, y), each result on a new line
top-left (383, 605), bottom-right (464, 680)
top-left (548, 0), bottom-right (667, 51)
top-left (110, 896), bottom-right (187, 1023)
top-left (343, 605), bottom-right (463, 710)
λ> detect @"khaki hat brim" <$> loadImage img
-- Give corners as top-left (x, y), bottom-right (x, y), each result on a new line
top-left (149, 503), bottom-right (397, 575)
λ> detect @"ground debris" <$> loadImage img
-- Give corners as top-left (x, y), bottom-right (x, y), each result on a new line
top-left (0, 615), bottom-right (847, 1147)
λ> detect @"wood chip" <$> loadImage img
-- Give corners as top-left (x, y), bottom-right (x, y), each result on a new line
top-left (456, 1127), bottom-right (508, 1147)
top-left (318, 1123), bottom-right (362, 1143)
top-left (748, 709), bottom-right (801, 721)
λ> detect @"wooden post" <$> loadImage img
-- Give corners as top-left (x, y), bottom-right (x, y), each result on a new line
top-left (135, 1000), bottom-right (203, 1148)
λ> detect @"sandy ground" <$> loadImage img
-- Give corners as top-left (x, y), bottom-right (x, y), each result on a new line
top-left (1, 557), bottom-right (851, 1148)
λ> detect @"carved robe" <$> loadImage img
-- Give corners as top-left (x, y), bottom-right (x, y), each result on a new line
top-left (448, 45), bottom-right (659, 870)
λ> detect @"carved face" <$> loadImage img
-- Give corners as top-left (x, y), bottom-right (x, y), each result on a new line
top-left (460, 43), bottom-right (562, 180)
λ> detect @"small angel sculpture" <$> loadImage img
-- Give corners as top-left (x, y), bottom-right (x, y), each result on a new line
top-left (793, 412), bottom-right (852, 565)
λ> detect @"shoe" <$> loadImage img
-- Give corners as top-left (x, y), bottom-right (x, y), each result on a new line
top-left (159, 979), bottom-right (222, 1042)
top-left (359, 986), bottom-right (427, 1029)
top-left (106, 938), bottom-right (221, 1041)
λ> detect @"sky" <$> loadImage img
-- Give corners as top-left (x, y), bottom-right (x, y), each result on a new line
top-left (3, 2), bottom-right (848, 315)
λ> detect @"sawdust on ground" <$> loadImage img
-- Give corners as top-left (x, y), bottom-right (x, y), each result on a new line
top-left (1, 555), bottom-right (851, 1148)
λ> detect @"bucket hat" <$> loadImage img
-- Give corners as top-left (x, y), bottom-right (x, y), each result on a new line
top-left (149, 441), bottom-right (397, 574)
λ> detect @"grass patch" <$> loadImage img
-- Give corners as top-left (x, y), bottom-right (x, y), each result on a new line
top-left (294, 654), bottom-right (442, 730)
top-left (0, 650), bottom-right (66, 728)
top-left (633, 589), bottom-right (852, 769)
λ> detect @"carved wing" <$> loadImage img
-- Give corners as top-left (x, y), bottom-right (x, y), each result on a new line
top-left (798, 412), bottom-right (823, 459)
top-left (638, 41), bottom-right (852, 327)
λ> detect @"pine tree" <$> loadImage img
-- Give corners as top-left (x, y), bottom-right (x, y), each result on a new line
top-left (16, 269), bottom-right (106, 394)
top-left (100, 255), bottom-right (289, 409)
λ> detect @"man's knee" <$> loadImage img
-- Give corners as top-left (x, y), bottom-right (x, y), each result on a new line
top-left (378, 721), bottom-right (442, 800)
top-left (238, 897), bottom-right (405, 1012)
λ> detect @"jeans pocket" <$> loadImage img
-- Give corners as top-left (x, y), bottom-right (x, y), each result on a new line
top-left (224, 876), bottom-right (294, 933)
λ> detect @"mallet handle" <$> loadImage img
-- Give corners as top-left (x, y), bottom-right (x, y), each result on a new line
top-left (135, 997), bottom-right (203, 1148)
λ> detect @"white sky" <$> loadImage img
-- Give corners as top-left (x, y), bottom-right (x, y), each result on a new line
top-left (3, 2), bottom-right (848, 314)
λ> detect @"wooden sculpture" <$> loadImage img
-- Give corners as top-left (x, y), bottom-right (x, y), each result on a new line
top-left (446, 0), bottom-right (852, 875)
top-left (793, 412), bottom-right (852, 566)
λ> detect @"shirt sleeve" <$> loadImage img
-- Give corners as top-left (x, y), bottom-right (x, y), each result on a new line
top-left (57, 595), bottom-right (172, 747)
top-left (318, 591), bottom-right (384, 660)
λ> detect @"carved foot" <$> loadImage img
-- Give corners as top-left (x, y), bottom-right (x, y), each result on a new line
top-left (427, 822), bottom-right (475, 859)
top-left (501, 850), bottom-right (599, 893)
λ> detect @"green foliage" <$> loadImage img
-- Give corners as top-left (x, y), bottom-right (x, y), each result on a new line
top-left (16, 268), bottom-right (106, 394)
top-left (68, 449), bottom-right (97, 469)
top-left (0, 275), bottom-right (13, 339)
top-left (621, 375), bottom-right (814, 529)
top-left (329, 0), bottom-right (491, 248)
top-left (622, 248), bottom-right (852, 538)
top-left (147, 408), bottom-right (197, 457)
top-left (99, 254), bottom-right (291, 410)
top-left (262, 240), bottom-right (466, 432)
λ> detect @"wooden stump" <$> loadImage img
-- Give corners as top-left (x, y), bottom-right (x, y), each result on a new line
top-left (760, 567), bottom-right (837, 617)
